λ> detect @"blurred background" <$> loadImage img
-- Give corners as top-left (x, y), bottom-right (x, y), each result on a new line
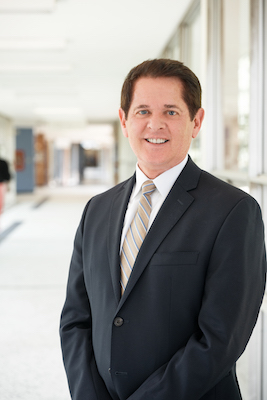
top-left (0, 0), bottom-right (266, 399)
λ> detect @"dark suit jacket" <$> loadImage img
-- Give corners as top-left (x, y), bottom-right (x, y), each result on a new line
top-left (60, 157), bottom-right (266, 400)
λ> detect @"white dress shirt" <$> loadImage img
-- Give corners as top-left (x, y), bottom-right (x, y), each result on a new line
top-left (120, 155), bottom-right (188, 252)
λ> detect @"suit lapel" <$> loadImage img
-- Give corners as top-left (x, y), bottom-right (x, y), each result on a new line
top-left (108, 175), bottom-right (135, 304)
top-left (117, 157), bottom-right (201, 309)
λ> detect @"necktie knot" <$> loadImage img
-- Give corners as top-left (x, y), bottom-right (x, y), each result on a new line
top-left (140, 180), bottom-right (156, 211)
top-left (142, 180), bottom-right (156, 196)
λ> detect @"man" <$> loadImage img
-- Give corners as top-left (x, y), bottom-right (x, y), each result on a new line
top-left (0, 158), bottom-right (11, 217)
top-left (60, 59), bottom-right (266, 400)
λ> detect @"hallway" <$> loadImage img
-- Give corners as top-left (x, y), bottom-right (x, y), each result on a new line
top-left (0, 184), bottom-right (109, 399)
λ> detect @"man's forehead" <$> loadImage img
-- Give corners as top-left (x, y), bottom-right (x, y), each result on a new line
top-left (133, 75), bottom-right (182, 88)
top-left (130, 76), bottom-right (184, 105)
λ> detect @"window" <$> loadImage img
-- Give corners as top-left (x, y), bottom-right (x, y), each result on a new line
top-left (162, 30), bottom-right (180, 61)
top-left (222, 0), bottom-right (250, 172)
top-left (181, 1), bottom-right (202, 165)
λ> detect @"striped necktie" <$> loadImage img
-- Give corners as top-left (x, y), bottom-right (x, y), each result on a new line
top-left (120, 180), bottom-right (156, 294)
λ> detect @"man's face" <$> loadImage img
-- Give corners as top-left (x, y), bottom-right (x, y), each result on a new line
top-left (119, 76), bottom-right (204, 179)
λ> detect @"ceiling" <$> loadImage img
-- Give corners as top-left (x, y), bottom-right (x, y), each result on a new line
top-left (0, 0), bottom-right (191, 127)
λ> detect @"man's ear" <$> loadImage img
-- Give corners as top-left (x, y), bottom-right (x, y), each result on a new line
top-left (192, 108), bottom-right (205, 139)
top-left (119, 108), bottom-right (128, 138)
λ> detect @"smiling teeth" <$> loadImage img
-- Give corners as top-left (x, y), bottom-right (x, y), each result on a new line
top-left (147, 138), bottom-right (167, 144)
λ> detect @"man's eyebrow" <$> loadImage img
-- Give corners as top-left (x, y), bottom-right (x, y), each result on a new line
top-left (164, 104), bottom-right (182, 111)
top-left (133, 104), bottom-right (149, 111)
top-left (133, 104), bottom-right (183, 112)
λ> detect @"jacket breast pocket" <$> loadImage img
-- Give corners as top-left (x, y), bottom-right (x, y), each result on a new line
top-left (150, 251), bottom-right (199, 266)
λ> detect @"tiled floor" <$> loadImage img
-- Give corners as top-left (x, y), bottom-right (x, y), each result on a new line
top-left (0, 184), bottom-right (109, 400)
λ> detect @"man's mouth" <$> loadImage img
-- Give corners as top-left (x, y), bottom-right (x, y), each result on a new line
top-left (146, 138), bottom-right (168, 144)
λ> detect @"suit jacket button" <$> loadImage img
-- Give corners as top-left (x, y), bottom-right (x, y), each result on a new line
top-left (114, 317), bottom-right (124, 327)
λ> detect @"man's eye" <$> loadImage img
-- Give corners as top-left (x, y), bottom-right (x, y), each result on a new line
top-left (138, 110), bottom-right (148, 115)
top-left (168, 111), bottom-right (176, 116)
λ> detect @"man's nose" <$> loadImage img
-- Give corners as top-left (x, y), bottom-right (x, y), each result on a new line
top-left (147, 114), bottom-right (165, 131)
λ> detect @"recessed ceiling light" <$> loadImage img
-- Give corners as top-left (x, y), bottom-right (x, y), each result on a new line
top-left (0, 0), bottom-right (56, 12)
top-left (34, 107), bottom-right (84, 116)
top-left (0, 38), bottom-right (67, 50)
top-left (0, 64), bottom-right (72, 72)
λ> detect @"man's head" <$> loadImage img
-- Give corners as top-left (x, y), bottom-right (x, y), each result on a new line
top-left (119, 59), bottom-right (205, 179)
top-left (120, 58), bottom-right (202, 121)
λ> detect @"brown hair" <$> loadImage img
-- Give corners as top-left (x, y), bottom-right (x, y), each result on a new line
top-left (120, 58), bottom-right (202, 121)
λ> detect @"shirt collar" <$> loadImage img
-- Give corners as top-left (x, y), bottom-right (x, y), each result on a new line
top-left (133, 155), bottom-right (188, 199)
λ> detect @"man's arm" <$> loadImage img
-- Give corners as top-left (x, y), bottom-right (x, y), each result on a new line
top-left (128, 196), bottom-right (266, 399)
top-left (60, 203), bottom-right (112, 400)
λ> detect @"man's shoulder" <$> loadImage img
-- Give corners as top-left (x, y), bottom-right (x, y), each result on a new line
top-left (180, 157), bottom-right (251, 201)
top-left (92, 175), bottom-right (134, 200)
top-left (79, 175), bottom-right (135, 228)
top-left (83, 175), bottom-right (134, 213)
top-left (200, 169), bottom-right (247, 195)
top-left (197, 169), bottom-right (260, 212)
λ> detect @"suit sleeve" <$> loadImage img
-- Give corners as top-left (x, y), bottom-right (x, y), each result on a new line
top-left (60, 203), bottom-right (113, 400)
top-left (127, 196), bottom-right (266, 399)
